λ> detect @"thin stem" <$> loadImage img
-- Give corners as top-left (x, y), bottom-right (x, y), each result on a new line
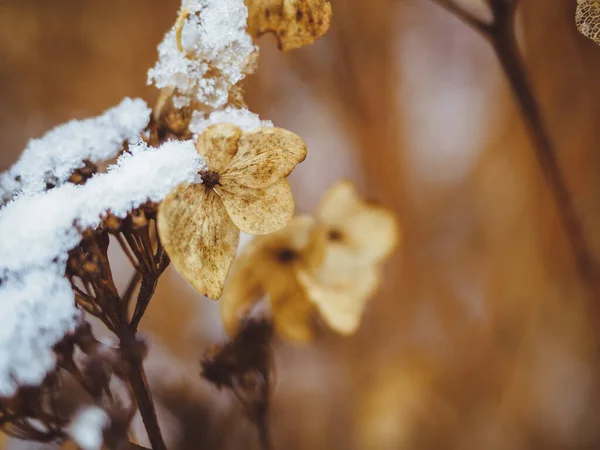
top-left (130, 275), bottom-right (159, 332)
top-left (428, 0), bottom-right (600, 301)
top-left (117, 233), bottom-right (140, 269)
top-left (428, 0), bottom-right (491, 34)
top-left (118, 328), bottom-right (167, 450)
top-left (256, 415), bottom-right (273, 450)
top-left (122, 270), bottom-right (143, 316)
top-left (488, 10), bottom-right (600, 296)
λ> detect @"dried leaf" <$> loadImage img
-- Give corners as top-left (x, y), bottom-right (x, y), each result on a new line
top-left (218, 179), bottom-right (295, 234)
top-left (157, 184), bottom-right (239, 299)
top-left (220, 127), bottom-right (307, 189)
top-left (577, 0), bottom-right (600, 45)
top-left (195, 124), bottom-right (242, 172)
top-left (245, 0), bottom-right (332, 51)
top-left (317, 180), bottom-right (400, 267)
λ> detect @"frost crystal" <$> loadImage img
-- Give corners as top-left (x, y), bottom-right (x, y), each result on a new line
top-left (147, 0), bottom-right (257, 109)
top-left (190, 107), bottom-right (273, 134)
top-left (0, 98), bottom-right (151, 201)
top-left (67, 407), bottom-right (110, 450)
top-left (0, 139), bottom-right (203, 395)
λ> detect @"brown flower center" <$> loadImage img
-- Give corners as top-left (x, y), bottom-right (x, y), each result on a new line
top-left (276, 247), bottom-right (299, 264)
top-left (200, 170), bottom-right (221, 190)
top-left (327, 228), bottom-right (343, 241)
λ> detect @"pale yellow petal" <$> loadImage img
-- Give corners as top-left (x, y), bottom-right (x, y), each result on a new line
top-left (220, 239), bottom-right (268, 336)
top-left (220, 215), bottom-right (318, 335)
top-left (317, 180), bottom-right (400, 265)
top-left (245, 0), bottom-right (333, 51)
top-left (220, 127), bottom-right (307, 189)
top-left (298, 265), bottom-right (380, 335)
top-left (268, 274), bottom-right (315, 342)
top-left (317, 179), bottom-right (361, 224)
top-left (157, 184), bottom-right (239, 300)
top-left (195, 124), bottom-right (242, 172)
top-left (218, 179), bottom-right (295, 235)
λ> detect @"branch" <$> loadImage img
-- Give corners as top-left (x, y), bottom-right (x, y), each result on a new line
top-left (122, 271), bottom-right (143, 314)
top-left (428, 0), bottom-right (491, 35)
top-left (118, 328), bottom-right (167, 450)
top-left (427, 0), bottom-right (600, 301)
top-left (129, 275), bottom-right (159, 332)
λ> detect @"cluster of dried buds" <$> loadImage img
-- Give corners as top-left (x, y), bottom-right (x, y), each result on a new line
top-left (66, 201), bottom-right (166, 334)
top-left (0, 323), bottom-right (137, 450)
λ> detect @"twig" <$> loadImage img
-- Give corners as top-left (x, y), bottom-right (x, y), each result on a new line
top-left (118, 327), bottom-right (167, 450)
top-left (428, 0), bottom-right (600, 301)
top-left (122, 271), bottom-right (143, 314)
top-left (428, 0), bottom-right (491, 34)
top-left (129, 275), bottom-right (159, 332)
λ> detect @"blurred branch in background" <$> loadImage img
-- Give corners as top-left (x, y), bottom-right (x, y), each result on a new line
top-left (429, 0), bottom-right (600, 313)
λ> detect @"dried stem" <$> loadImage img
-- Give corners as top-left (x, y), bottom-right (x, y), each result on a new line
top-left (129, 275), bottom-right (159, 332)
top-left (256, 413), bottom-right (273, 450)
top-left (118, 327), bottom-right (166, 450)
top-left (428, 0), bottom-right (491, 33)
top-left (428, 0), bottom-right (600, 302)
top-left (122, 271), bottom-right (143, 312)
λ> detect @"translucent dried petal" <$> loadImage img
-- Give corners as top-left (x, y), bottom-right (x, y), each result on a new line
top-left (245, 0), bottom-right (333, 51)
top-left (269, 274), bottom-right (315, 342)
top-left (218, 179), bottom-right (295, 234)
top-left (317, 180), bottom-right (400, 266)
top-left (157, 184), bottom-right (239, 299)
top-left (299, 265), bottom-right (380, 335)
top-left (220, 238), bottom-right (270, 336)
top-left (576, 0), bottom-right (600, 45)
top-left (221, 216), bottom-right (321, 336)
top-left (195, 124), bottom-right (242, 172)
top-left (220, 127), bottom-right (307, 189)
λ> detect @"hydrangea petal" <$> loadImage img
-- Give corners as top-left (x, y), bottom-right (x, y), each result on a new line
top-left (220, 127), bottom-right (307, 189)
top-left (158, 184), bottom-right (239, 299)
top-left (218, 179), bottom-right (295, 234)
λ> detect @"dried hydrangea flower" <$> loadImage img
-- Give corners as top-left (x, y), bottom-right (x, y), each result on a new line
top-left (576, 0), bottom-right (600, 45)
top-left (298, 180), bottom-right (400, 334)
top-left (245, 0), bottom-right (333, 51)
top-left (313, 180), bottom-right (399, 270)
top-left (221, 216), bottom-right (323, 341)
top-left (157, 123), bottom-right (307, 300)
top-left (221, 181), bottom-right (400, 339)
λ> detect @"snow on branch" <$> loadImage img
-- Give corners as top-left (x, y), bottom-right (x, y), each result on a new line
top-left (0, 139), bottom-right (203, 396)
top-left (0, 98), bottom-right (151, 202)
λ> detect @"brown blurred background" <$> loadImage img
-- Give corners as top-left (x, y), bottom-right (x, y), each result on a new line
top-left (3, 0), bottom-right (600, 449)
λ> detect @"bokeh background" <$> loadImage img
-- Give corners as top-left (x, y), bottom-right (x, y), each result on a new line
top-left (3, 0), bottom-right (600, 449)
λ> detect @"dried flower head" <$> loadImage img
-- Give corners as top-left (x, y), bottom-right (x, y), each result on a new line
top-left (221, 216), bottom-right (323, 341)
top-left (245, 0), bottom-right (333, 51)
top-left (298, 180), bottom-right (400, 334)
top-left (576, 0), bottom-right (600, 45)
top-left (221, 181), bottom-right (400, 340)
top-left (157, 123), bottom-right (307, 300)
top-left (314, 180), bottom-right (399, 270)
